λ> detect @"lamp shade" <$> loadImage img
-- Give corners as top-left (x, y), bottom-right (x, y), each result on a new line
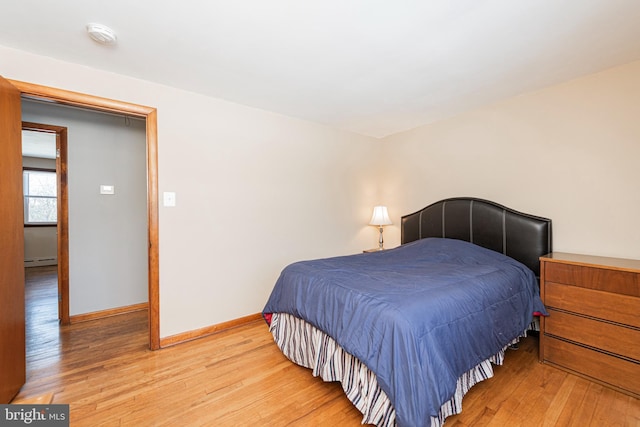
top-left (369, 206), bottom-right (392, 226)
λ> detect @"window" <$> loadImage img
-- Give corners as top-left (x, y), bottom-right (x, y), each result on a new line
top-left (23, 169), bottom-right (57, 225)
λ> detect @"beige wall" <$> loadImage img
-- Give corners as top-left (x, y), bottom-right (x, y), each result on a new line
top-left (4, 43), bottom-right (639, 339)
top-left (0, 45), bottom-right (380, 337)
top-left (380, 60), bottom-right (640, 260)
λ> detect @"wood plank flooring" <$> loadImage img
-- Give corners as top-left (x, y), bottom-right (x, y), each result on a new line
top-left (14, 266), bottom-right (640, 426)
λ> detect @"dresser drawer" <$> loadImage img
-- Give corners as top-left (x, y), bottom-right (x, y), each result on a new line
top-left (544, 281), bottom-right (640, 328)
top-left (544, 309), bottom-right (640, 362)
top-left (543, 336), bottom-right (640, 398)
top-left (544, 262), bottom-right (639, 297)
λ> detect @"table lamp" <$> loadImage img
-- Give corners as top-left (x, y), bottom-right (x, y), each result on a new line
top-left (369, 205), bottom-right (392, 250)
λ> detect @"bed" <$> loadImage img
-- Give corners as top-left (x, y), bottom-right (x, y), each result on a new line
top-left (263, 197), bottom-right (552, 427)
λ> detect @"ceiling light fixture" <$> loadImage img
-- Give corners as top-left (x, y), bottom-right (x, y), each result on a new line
top-left (86, 23), bottom-right (117, 45)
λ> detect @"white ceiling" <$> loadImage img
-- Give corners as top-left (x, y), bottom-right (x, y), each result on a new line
top-left (2, 1), bottom-right (640, 138)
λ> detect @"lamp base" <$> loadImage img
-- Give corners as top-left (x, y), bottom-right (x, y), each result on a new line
top-left (377, 226), bottom-right (385, 250)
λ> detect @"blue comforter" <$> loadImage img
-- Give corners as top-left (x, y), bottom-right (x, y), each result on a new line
top-left (263, 238), bottom-right (547, 427)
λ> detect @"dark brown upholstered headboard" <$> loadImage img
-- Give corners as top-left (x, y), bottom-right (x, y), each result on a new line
top-left (401, 197), bottom-right (552, 278)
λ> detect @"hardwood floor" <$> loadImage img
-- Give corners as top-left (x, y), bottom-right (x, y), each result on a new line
top-left (14, 267), bottom-right (640, 426)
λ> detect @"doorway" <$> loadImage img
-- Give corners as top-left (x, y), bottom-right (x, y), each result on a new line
top-left (22, 102), bottom-right (149, 326)
top-left (11, 79), bottom-right (160, 350)
top-left (22, 122), bottom-right (70, 325)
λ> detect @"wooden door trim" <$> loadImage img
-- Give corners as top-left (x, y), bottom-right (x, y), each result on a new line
top-left (22, 122), bottom-right (70, 325)
top-left (11, 80), bottom-right (161, 350)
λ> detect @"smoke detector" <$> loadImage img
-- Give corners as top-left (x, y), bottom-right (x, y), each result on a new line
top-left (86, 23), bottom-right (117, 45)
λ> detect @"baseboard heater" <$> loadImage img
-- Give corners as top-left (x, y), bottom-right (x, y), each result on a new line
top-left (24, 257), bottom-right (57, 267)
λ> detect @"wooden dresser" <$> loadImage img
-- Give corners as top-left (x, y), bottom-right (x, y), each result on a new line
top-left (539, 252), bottom-right (640, 398)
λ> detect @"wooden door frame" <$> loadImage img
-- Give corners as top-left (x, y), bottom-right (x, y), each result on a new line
top-left (22, 122), bottom-right (70, 325)
top-left (10, 80), bottom-right (161, 350)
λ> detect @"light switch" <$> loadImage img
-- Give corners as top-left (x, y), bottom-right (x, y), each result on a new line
top-left (163, 192), bottom-right (176, 207)
top-left (100, 185), bottom-right (115, 195)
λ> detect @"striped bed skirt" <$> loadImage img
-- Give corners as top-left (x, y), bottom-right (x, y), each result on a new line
top-left (269, 313), bottom-right (532, 427)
